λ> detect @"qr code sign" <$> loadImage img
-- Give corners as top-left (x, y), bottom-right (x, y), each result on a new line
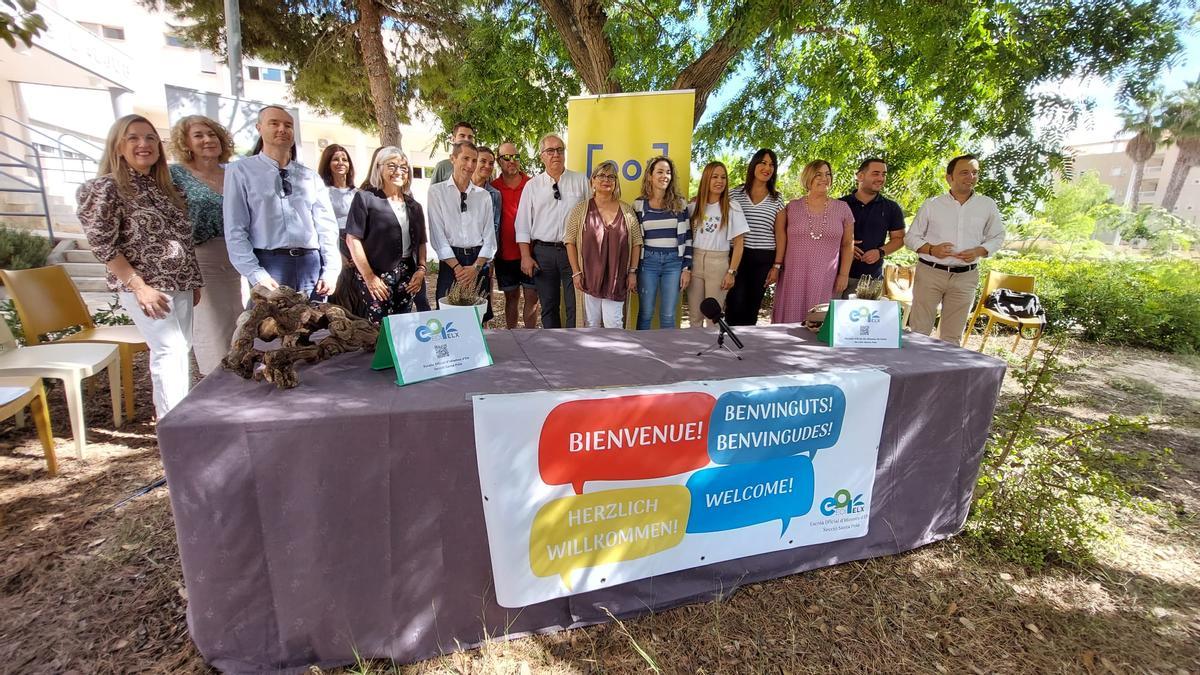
top-left (434, 344), bottom-right (450, 359)
top-left (859, 325), bottom-right (870, 336)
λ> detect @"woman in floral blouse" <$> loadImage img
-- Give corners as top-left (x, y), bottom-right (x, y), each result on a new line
top-left (77, 114), bottom-right (203, 417)
top-left (168, 115), bottom-right (241, 376)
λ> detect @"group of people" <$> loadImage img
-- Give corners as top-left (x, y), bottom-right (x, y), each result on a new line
top-left (75, 107), bottom-right (1005, 419)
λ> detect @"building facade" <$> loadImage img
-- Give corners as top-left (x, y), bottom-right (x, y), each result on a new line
top-left (1069, 138), bottom-right (1200, 226)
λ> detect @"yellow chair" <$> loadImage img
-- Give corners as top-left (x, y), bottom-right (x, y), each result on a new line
top-left (963, 271), bottom-right (1045, 361)
top-left (0, 266), bottom-right (147, 419)
top-left (0, 375), bottom-right (58, 474)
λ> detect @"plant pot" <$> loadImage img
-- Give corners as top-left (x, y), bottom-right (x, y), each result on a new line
top-left (437, 297), bottom-right (488, 324)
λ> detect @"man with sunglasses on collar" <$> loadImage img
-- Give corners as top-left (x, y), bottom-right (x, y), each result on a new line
top-left (223, 105), bottom-right (339, 301)
top-left (428, 141), bottom-right (497, 318)
top-left (514, 133), bottom-right (589, 328)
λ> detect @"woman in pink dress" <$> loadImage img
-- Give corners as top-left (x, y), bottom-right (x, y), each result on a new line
top-left (772, 160), bottom-right (855, 324)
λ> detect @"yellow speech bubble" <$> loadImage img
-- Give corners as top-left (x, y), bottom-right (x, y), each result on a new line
top-left (530, 485), bottom-right (690, 589)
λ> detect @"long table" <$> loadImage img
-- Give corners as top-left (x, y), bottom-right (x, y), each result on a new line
top-left (157, 325), bottom-right (1005, 674)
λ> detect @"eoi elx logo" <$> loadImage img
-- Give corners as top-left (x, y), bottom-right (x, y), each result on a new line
top-left (415, 318), bottom-right (460, 343)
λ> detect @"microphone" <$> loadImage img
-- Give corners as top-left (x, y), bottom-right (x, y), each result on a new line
top-left (700, 297), bottom-right (744, 349)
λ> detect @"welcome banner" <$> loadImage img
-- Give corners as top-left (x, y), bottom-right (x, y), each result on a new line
top-left (473, 370), bottom-right (890, 608)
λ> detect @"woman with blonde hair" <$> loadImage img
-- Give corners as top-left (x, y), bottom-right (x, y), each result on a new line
top-left (633, 155), bottom-right (691, 329)
top-left (78, 114), bottom-right (202, 416)
top-left (168, 114), bottom-right (241, 376)
top-left (338, 146), bottom-right (428, 324)
top-left (686, 161), bottom-right (748, 327)
top-left (564, 160), bottom-right (643, 328)
top-left (772, 160), bottom-right (855, 324)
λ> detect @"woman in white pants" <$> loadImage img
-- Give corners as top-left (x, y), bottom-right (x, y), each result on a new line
top-left (77, 114), bottom-right (203, 418)
top-left (564, 160), bottom-right (643, 328)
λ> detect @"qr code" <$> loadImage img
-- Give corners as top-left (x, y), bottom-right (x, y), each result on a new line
top-left (859, 325), bottom-right (870, 336)
top-left (434, 344), bottom-right (450, 359)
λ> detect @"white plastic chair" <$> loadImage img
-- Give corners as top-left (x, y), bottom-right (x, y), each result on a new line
top-left (0, 375), bottom-right (58, 474)
top-left (0, 319), bottom-right (123, 458)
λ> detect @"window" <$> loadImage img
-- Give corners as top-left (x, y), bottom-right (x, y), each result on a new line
top-left (261, 68), bottom-right (284, 82)
top-left (199, 50), bottom-right (217, 74)
top-left (80, 22), bottom-right (125, 40)
top-left (165, 33), bottom-right (189, 48)
top-left (411, 167), bottom-right (425, 179)
top-left (284, 71), bottom-right (294, 84)
top-left (247, 66), bottom-right (260, 80)
top-left (1110, 166), bottom-right (1123, 177)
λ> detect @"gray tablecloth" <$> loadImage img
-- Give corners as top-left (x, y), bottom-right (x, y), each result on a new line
top-left (158, 325), bottom-right (1006, 674)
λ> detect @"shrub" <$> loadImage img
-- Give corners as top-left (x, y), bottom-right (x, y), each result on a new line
top-left (967, 341), bottom-right (1168, 568)
top-left (0, 227), bottom-right (51, 270)
top-left (978, 255), bottom-right (1200, 353)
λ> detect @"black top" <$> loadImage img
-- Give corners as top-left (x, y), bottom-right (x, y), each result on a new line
top-left (840, 192), bottom-right (905, 279)
top-left (344, 188), bottom-right (427, 273)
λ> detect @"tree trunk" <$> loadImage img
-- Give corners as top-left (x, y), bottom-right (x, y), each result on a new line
top-left (1161, 139), bottom-right (1200, 213)
top-left (1127, 159), bottom-right (1145, 210)
top-left (356, 0), bottom-right (402, 147)
top-left (537, 0), bottom-right (618, 95)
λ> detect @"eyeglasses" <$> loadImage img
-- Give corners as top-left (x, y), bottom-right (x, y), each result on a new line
top-left (498, 153), bottom-right (519, 162)
top-left (460, 191), bottom-right (468, 213)
top-left (279, 168), bottom-right (292, 196)
top-left (593, 174), bottom-right (617, 182)
top-left (552, 183), bottom-right (561, 200)
top-left (541, 146), bottom-right (565, 156)
top-left (384, 163), bottom-right (409, 173)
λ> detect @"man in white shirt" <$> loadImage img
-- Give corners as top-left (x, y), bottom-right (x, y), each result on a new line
top-left (905, 154), bottom-right (1006, 342)
top-left (428, 141), bottom-right (497, 315)
top-left (224, 105), bottom-right (340, 301)
top-left (514, 133), bottom-right (589, 328)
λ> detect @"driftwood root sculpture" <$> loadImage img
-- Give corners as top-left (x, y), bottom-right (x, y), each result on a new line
top-left (221, 286), bottom-right (379, 389)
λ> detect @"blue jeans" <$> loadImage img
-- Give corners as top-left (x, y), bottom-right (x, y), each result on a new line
top-left (254, 248), bottom-right (324, 301)
top-left (637, 247), bottom-right (684, 329)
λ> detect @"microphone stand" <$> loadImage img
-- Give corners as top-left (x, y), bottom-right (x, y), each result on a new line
top-left (697, 326), bottom-right (743, 360)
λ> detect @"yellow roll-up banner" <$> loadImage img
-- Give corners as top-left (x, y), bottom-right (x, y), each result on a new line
top-left (567, 90), bottom-right (695, 328)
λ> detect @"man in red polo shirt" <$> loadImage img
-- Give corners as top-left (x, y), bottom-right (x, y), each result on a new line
top-left (492, 141), bottom-right (539, 328)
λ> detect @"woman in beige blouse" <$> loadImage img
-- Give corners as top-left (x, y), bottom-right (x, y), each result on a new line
top-left (77, 114), bottom-right (203, 417)
top-left (564, 160), bottom-right (642, 328)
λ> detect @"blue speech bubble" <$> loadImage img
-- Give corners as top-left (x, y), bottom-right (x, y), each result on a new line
top-left (707, 385), bottom-right (845, 465)
top-left (684, 455), bottom-right (815, 537)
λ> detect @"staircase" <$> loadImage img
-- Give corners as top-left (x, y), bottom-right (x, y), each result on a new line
top-left (50, 236), bottom-right (108, 292)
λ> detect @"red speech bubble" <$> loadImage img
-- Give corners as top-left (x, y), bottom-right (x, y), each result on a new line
top-left (539, 392), bottom-right (716, 493)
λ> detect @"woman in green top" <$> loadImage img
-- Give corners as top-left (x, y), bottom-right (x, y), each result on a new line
top-left (169, 115), bottom-right (243, 376)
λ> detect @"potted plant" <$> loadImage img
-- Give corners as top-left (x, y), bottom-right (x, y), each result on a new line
top-left (437, 278), bottom-right (488, 324)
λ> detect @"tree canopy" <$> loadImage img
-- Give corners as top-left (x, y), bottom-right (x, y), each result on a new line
top-left (159, 0), bottom-right (1187, 211)
top-left (1, 0), bottom-right (44, 48)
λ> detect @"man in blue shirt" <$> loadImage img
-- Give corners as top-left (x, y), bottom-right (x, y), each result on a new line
top-left (839, 158), bottom-right (906, 298)
top-left (223, 105), bottom-right (340, 301)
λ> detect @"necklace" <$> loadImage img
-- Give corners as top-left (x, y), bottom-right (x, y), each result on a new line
top-left (805, 196), bottom-right (828, 240)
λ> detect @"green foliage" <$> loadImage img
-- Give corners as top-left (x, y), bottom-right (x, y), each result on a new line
top-left (0, 227), bottom-right (50, 270)
top-left (980, 255), bottom-right (1200, 353)
top-left (1012, 172), bottom-right (1112, 249)
top-left (967, 342), bottom-right (1168, 568)
top-left (0, 0), bottom-right (44, 48)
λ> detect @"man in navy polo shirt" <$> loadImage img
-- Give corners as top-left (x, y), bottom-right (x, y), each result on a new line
top-left (839, 158), bottom-right (906, 298)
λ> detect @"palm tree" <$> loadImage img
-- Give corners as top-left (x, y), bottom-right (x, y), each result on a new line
top-left (1118, 90), bottom-right (1165, 210)
top-left (1160, 80), bottom-right (1200, 213)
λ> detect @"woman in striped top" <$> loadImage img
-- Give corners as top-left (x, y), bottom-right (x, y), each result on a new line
top-left (726, 148), bottom-right (787, 326)
top-left (633, 156), bottom-right (692, 329)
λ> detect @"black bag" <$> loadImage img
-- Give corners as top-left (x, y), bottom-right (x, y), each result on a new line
top-left (984, 289), bottom-right (1044, 319)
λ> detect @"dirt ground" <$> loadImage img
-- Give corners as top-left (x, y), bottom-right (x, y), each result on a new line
top-left (0, 321), bottom-right (1197, 673)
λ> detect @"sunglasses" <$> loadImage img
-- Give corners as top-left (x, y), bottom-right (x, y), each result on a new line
top-left (460, 191), bottom-right (468, 213)
top-left (279, 168), bottom-right (292, 196)
top-left (552, 183), bottom-right (561, 201)
top-left (498, 153), bottom-right (519, 162)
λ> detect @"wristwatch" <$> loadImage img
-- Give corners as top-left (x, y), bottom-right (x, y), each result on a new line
top-left (877, 247), bottom-right (885, 258)
top-left (727, 268), bottom-right (737, 276)
top-left (772, 263), bottom-right (782, 270)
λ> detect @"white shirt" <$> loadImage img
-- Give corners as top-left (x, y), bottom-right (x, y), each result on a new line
top-left (223, 153), bottom-right (340, 287)
top-left (327, 186), bottom-right (356, 230)
top-left (427, 179), bottom-right (497, 261)
top-left (906, 192), bottom-right (1005, 265)
top-left (513, 170), bottom-right (589, 244)
top-left (387, 199), bottom-right (412, 257)
top-left (689, 201), bottom-right (750, 252)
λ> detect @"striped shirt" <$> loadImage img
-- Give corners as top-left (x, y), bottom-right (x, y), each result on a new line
top-left (730, 185), bottom-right (784, 250)
top-left (633, 198), bottom-right (693, 269)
